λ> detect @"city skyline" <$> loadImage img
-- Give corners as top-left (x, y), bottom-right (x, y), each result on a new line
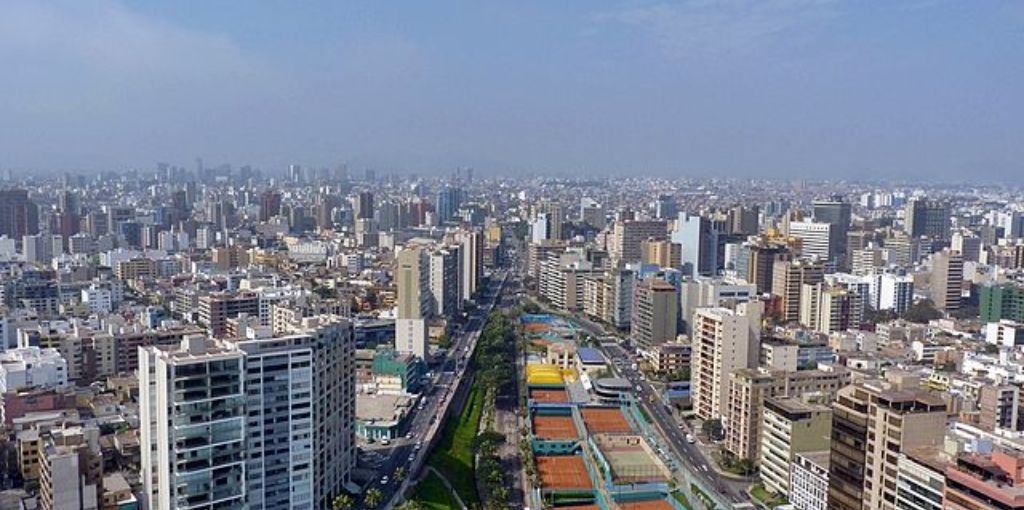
top-left (2, 1), bottom-right (1022, 182)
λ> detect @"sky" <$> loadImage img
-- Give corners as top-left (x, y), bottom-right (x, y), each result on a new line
top-left (1, 0), bottom-right (1022, 182)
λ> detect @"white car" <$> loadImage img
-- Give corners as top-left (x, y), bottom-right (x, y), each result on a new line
top-left (380, 476), bottom-right (390, 485)
top-left (686, 434), bottom-right (696, 444)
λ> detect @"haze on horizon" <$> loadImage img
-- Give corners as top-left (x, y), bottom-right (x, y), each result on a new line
top-left (1, 0), bottom-right (1022, 183)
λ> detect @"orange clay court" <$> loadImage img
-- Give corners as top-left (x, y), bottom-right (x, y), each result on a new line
top-left (530, 388), bottom-right (568, 402)
top-left (581, 407), bottom-right (632, 434)
top-left (536, 455), bottom-right (592, 489)
top-left (617, 500), bottom-right (676, 510)
top-left (532, 415), bottom-right (577, 439)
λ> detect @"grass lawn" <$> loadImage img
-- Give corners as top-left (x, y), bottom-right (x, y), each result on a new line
top-left (750, 483), bottom-right (786, 507)
top-left (671, 490), bottom-right (692, 509)
top-left (412, 471), bottom-right (461, 510)
top-left (428, 377), bottom-right (484, 508)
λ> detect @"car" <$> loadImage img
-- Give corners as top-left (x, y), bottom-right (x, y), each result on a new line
top-left (380, 438), bottom-right (391, 446)
top-left (414, 441), bottom-right (422, 450)
top-left (408, 453), bottom-right (416, 462)
top-left (686, 433), bottom-right (696, 444)
top-left (380, 476), bottom-right (390, 485)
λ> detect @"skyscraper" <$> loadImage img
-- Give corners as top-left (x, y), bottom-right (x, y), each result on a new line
top-left (905, 198), bottom-right (951, 240)
top-left (691, 301), bottom-right (762, 421)
top-left (671, 213), bottom-right (719, 277)
top-left (436, 186), bottom-right (463, 224)
top-left (396, 246), bottom-right (431, 359)
top-left (355, 191), bottom-right (375, 220)
top-left (259, 190), bottom-right (282, 221)
top-left (0, 189), bottom-right (39, 240)
top-left (813, 196), bottom-right (852, 267)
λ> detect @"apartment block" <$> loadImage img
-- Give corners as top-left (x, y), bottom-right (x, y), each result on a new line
top-left (759, 397), bottom-right (832, 497)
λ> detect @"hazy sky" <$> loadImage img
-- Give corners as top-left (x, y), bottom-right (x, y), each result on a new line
top-left (2, 1), bottom-right (1022, 182)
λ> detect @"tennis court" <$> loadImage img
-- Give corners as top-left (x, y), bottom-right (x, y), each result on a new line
top-left (530, 388), bottom-right (569, 402)
top-left (617, 499), bottom-right (675, 510)
top-left (532, 414), bottom-right (578, 440)
top-left (581, 407), bottom-right (632, 434)
top-left (537, 455), bottom-right (593, 490)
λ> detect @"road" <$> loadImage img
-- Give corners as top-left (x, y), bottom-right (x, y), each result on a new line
top-left (376, 269), bottom-right (510, 509)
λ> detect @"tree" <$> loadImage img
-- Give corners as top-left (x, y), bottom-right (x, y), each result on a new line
top-left (332, 493), bottom-right (354, 510)
top-left (364, 487), bottom-right (383, 508)
top-left (905, 299), bottom-right (943, 324)
top-left (394, 465), bottom-right (407, 482)
top-left (395, 501), bottom-right (423, 510)
top-left (702, 419), bottom-right (724, 441)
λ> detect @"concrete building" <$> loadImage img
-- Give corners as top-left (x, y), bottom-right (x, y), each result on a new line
top-left (827, 376), bottom-right (948, 510)
top-left (641, 238), bottom-right (681, 269)
top-left (582, 268), bottom-right (634, 329)
top-left (985, 320), bottom-right (1024, 349)
top-left (691, 302), bottom-right (762, 421)
top-left (905, 198), bottom-right (950, 240)
top-left (429, 246), bottom-right (461, 317)
top-left (630, 278), bottom-right (679, 352)
top-left (140, 336), bottom-right (248, 510)
top-left (931, 249), bottom-right (964, 312)
top-left (895, 450), bottom-right (947, 510)
top-left (772, 258), bottom-right (826, 323)
top-left (198, 291), bottom-right (260, 338)
top-left (813, 197), bottom-right (852, 268)
top-left (943, 448), bottom-right (1024, 510)
top-left (788, 221), bottom-right (833, 263)
top-left (229, 318), bottom-right (355, 510)
top-left (0, 347), bottom-right (68, 393)
top-left (679, 276), bottom-right (756, 334)
top-left (396, 246), bottom-right (432, 360)
top-left (671, 213), bottom-right (718, 277)
top-left (877, 273), bottom-right (915, 315)
top-left (38, 426), bottom-right (102, 510)
top-left (759, 397), bottom-right (832, 498)
top-left (791, 451), bottom-right (830, 510)
top-left (735, 240), bottom-right (791, 294)
top-left (611, 219), bottom-right (668, 265)
top-left (800, 283), bottom-right (863, 334)
top-left (725, 367), bottom-right (848, 463)
top-left (979, 384), bottom-right (1022, 432)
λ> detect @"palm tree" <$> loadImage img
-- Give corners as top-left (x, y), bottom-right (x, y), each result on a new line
top-left (364, 487), bottom-right (383, 508)
top-left (394, 465), bottom-right (407, 482)
top-left (395, 500), bottom-right (424, 510)
top-left (331, 493), bottom-right (354, 510)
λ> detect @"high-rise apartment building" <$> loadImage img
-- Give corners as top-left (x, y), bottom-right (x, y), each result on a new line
top-left (198, 291), bottom-right (261, 338)
top-left (691, 302), bottom-right (762, 421)
top-left (800, 284), bottom-right (863, 334)
top-left (736, 240), bottom-right (792, 294)
top-left (140, 336), bottom-right (248, 510)
top-left (396, 246), bottom-right (431, 360)
top-left (931, 249), bottom-right (964, 312)
top-left (230, 318), bottom-right (355, 510)
top-left (141, 322), bottom-right (355, 510)
top-left (611, 219), bottom-right (669, 265)
top-left (759, 397), bottom-right (832, 498)
top-left (355, 191), bottom-right (375, 220)
top-left (429, 246), bottom-right (461, 317)
top-left (772, 258), bottom-right (826, 323)
top-left (725, 367), bottom-right (848, 463)
top-left (679, 276), bottom-right (756, 334)
top-left (827, 376), bottom-right (947, 510)
top-left (641, 238), bottom-right (681, 269)
top-left (630, 278), bottom-right (678, 352)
